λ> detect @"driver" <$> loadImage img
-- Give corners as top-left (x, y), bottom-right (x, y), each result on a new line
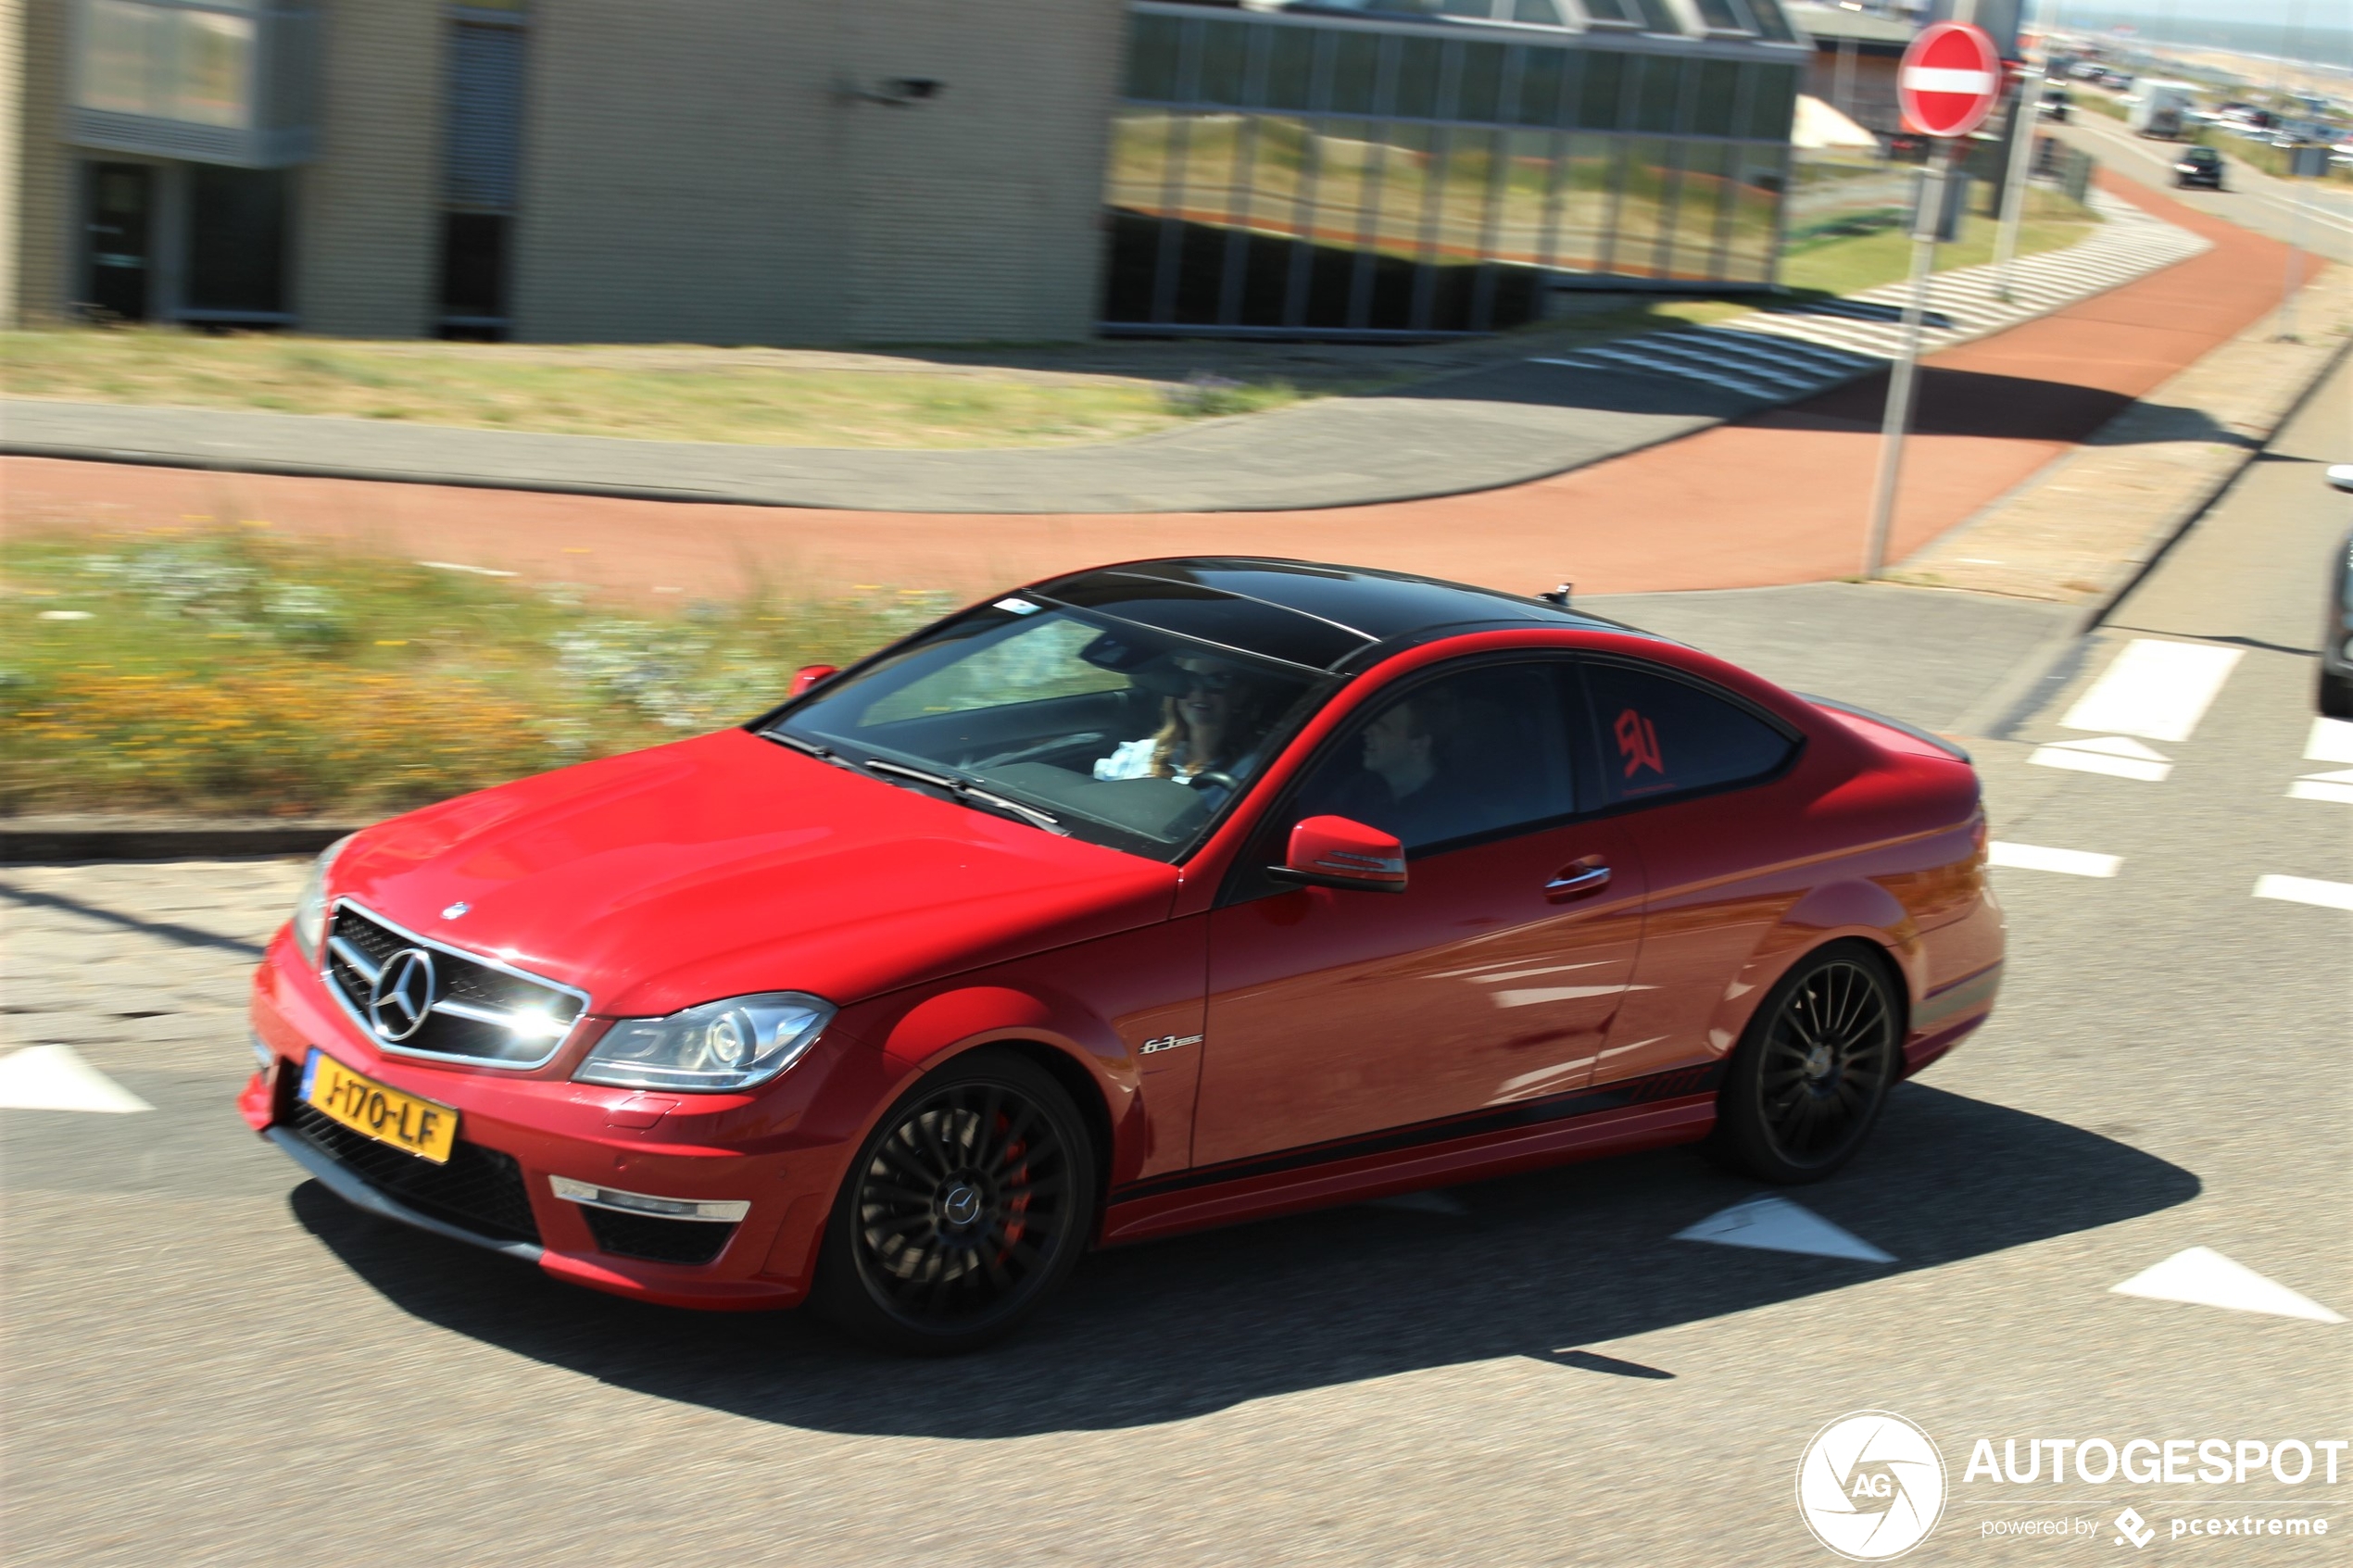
top-left (1094, 656), bottom-right (1269, 784)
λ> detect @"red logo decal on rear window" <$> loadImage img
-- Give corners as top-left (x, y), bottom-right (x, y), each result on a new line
top-left (1615, 708), bottom-right (1664, 779)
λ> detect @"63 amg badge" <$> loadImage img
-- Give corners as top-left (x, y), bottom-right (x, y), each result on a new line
top-left (1797, 1410), bottom-right (1947, 1561)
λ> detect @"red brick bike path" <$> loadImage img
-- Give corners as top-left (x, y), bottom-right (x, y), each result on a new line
top-left (3, 173), bottom-right (2299, 606)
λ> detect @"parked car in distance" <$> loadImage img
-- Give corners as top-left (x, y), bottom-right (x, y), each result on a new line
top-left (2322, 469), bottom-right (2353, 718)
top-left (242, 558), bottom-right (2006, 1353)
top-left (2174, 145), bottom-right (2225, 189)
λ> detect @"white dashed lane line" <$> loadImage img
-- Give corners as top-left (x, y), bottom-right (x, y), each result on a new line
top-left (1988, 842), bottom-right (2121, 878)
top-left (2252, 875), bottom-right (2353, 913)
top-left (2288, 717), bottom-right (2353, 804)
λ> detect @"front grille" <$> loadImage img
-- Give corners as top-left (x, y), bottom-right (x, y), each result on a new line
top-left (582, 1207), bottom-right (736, 1267)
top-left (321, 903), bottom-right (585, 1065)
top-left (285, 1099), bottom-right (542, 1246)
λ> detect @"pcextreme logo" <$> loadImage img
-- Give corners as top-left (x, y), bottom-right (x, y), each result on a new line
top-left (1797, 1410), bottom-right (1948, 1561)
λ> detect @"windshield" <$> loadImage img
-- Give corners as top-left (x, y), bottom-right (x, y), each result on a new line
top-left (765, 598), bottom-right (1326, 859)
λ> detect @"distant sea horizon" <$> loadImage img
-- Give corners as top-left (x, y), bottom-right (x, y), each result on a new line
top-left (2051, 8), bottom-right (2352, 72)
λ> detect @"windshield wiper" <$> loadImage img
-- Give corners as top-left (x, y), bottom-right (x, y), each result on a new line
top-left (863, 759), bottom-right (1069, 835)
top-left (761, 729), bottom-right (862, 770)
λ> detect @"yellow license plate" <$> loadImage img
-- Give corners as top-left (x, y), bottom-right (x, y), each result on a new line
top-left (301, 1049), bottom-right (459, 1164)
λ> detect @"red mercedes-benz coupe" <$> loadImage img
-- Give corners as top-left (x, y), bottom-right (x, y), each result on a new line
top-left (243, 558), bottom-right (2002, 1352)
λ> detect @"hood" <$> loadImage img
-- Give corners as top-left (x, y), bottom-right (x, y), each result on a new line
top-left (334, 729), bottom-right (1179, 1018)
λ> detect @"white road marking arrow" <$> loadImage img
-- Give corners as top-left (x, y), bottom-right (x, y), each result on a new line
top-left (0, 1045), bottom-right (155, 1113)
top-left (1674, 1198), bottom-right (1894, 1262)
top-left (2111, 1247), bottom-right (2345, 1324)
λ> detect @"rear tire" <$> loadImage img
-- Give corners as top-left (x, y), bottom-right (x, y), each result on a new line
top-left (814, 1049), bottom-right (1095, 1356)
top-left (1709, 944), bottom-right (1901, 1185)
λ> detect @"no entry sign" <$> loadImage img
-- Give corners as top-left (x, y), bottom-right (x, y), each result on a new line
top-left (1898, 21), bottom-right (2003, 139)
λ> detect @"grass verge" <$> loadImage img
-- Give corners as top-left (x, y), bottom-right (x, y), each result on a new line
top-left (0, 528), bottom-right (926, 818)
top-left (0, 332), bottom-right (1310, 448)
top-left (1779, 184), bottom-right (2099, 297)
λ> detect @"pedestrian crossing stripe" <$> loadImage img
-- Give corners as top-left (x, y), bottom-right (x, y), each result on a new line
top-left (1526, 191), bottom-right (2207, 408)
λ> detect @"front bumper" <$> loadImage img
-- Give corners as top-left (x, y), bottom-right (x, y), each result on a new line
top-left (245, 930), bottom-right (843, 1311)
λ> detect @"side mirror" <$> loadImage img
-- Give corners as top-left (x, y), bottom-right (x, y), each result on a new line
top-left (1270, 815), bottom-right (1407, 894)
top-left (788, 664), bottom-right (839, 697)
top-left (2326, 466), bottom-right (2353, 495)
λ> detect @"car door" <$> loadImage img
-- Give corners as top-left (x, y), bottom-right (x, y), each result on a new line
top-left (1569, 656), bottom-right (1806, 1088)
top-left (1190, 658), bottom-right (1649, 1170)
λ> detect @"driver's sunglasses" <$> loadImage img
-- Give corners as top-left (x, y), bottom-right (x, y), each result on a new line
top-left (1177, 670), bottom-right (1239, 693)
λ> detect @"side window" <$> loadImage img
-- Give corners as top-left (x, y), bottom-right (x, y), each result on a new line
top-left (1583, 660), bottom-right (1793, 804)
top-left (1289, 662), bottom-right (1574, 854)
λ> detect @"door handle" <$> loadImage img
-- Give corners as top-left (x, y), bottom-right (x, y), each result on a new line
top-left (1544, 862), bottom-right (1610, 900)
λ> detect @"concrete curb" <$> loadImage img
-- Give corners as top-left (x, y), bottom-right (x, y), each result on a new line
top-left (2081, 323), bottom-right (2353, 634)
top-left (0, 819), bottom-right (360, 863)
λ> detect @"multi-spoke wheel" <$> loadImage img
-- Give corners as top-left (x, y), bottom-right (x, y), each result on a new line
top-left (1711, 945), bottom-right (1901, 1185)
top-left (815, 1051), bottom-right (1095, 1354)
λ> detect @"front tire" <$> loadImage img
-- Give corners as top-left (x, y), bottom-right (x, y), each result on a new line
top-left (815, 1050), bottom-right (1096, 1355)
top-left (1710, 944), bottom-right (1901, 1185)
top-left (2321, 667), bottom-right (2353, 720)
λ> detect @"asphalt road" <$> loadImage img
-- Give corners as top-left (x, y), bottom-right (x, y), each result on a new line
top-left (4, 364), bottom-right (2348, 1564)
top-left (2057, 110), bottom-right (2353, 268)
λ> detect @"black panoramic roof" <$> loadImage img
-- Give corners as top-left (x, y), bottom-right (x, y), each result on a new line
top-left (1026, 558), bottom-right (1638, 672)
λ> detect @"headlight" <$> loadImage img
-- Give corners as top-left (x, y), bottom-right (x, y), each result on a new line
top-left (573, 993), bottom-right (835, 1092)
top-left (290, 834), bottom-right (356, 963)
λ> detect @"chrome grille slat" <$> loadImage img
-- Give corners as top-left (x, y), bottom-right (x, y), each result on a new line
top-left (320, 901), bottom-right (588, 1070)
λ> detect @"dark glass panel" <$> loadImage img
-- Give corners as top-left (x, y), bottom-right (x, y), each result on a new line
top-left (1332, 31), bottom-right (1383, 115)
top-left (1393, 37), bottom-right (1441, 118)
top-left (184, 164), bottom-right (286, 315)
top-left (1576, 49), bottom-right (1624, 129)
top-left (1692, 58), bottom-right (1738, 136)
top-left (1633, 54), bottom-right (1684, 133)
top-left (1743, 62), bottom-right (1798, 140)
top-left (1512, 0), bottom-right (1562, 20)
top-left (439, 211), bottom-right (506, 319)
top-left (1266, 26), bottom-right (1318, 111)
top-left (1454, 42), bottom-right (1505, 122)
top-left (1632, 0), bottom-right (1681, 31)
top-left (1693, 0), bottom-right (1744, 30)
top-left (1512, 44), bottom-right (1565, 126)
top-left (1199, 20), bottom-right (1250, 107)
top-left (1126, 13), bottom-right (1183, 101)
top-left (1101, 211), bottom-right (1163, 323)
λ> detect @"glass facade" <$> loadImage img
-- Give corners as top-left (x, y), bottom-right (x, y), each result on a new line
top-left (1103, 5), bottom-right (1803, 335)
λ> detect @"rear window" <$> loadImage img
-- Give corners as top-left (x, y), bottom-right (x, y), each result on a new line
top-left (1582, 661), bottom-right (1793, 805)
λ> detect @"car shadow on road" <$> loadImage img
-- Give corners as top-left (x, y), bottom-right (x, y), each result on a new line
top-left (290, 1082), bottom-right (2196, 1440)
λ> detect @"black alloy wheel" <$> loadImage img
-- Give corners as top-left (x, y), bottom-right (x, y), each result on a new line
top-left (1710, 945), bottom-right (1900, 1185)
top-left (816, 1051), bottom-right (1095, 1355)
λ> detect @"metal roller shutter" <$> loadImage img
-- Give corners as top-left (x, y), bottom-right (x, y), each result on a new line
top-left (445, 22), bottom-right (525, 212)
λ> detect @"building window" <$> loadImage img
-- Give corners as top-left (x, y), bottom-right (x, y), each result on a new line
top-left (1103, 5), bottom-right (1799, 337)
top-left (439, 12), bottom-right (527, 336)
top-left (184, 163), bottom-right (288, 316)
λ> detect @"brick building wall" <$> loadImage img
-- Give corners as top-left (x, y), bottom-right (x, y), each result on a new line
top-left (828, 0), bottom-right (1122, 344)
top-left (9, 0), bottom-right (1126, 344)
top-left (297, 0), bottom-right (442, 337)
top-left (11, 0), bottom-right (70, 324)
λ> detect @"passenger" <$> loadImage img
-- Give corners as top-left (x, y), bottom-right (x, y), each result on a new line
top-left (1095, 657), bottom-right (1272, 784)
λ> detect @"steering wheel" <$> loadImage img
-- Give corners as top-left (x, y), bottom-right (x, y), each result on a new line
top-left (1185, 771), bottom-right (1240, 794)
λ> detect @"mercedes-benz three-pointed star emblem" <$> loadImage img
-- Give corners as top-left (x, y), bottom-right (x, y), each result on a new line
top-left (368, 947), bottom-right (438, 1042)
top-left (442, 901), bottom-right (470, 920)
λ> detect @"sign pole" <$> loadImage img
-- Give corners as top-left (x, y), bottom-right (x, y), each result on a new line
top-left (1991, 67), bottom-right (2038, 301)
top-left (1863, 153), bottom-right (1950, 579)
top-left (1867, 17), bottom-right (2001, 579)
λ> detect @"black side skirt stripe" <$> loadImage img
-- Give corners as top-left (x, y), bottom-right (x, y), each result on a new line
top-left (1913, 961), bottom-right (2003, 1031)
top-left (1113, 1060), bottom-right (1725, 1206)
